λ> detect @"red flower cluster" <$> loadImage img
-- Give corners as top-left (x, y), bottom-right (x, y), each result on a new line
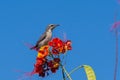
top-left (49, 38), bottom-right (72, 54)
top-left (33, 58), bottom-right (60, 77)
top-left (31, 38), bottom-right (72, 77)
top-left (47, 58), bottom-right (60, 73)
top-left (33, 58), bottom-right (47, 77)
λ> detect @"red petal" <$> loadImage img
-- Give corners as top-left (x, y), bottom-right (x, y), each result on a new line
top-left (39, 72), bottom-right (45, 77)
top-left (52, 38), bottom-right (61, 43)
top-left (54, 58), bottom-right (60, 63)
top-left (47, 61), bottom-right (53, 67)
top-left (52, 49), bottom-right (59, 55)
top-left (67, 46), bottom-right (72, 50)
top-left (48, 42), bottom-right (53, 46)
top-left (51, 68), bottom-right (57, 73)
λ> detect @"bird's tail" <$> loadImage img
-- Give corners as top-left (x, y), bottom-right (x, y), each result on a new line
top-left (30, 46), bottom-right (36, 50)
top-left (23, 42), bottom-right (39, 51)
top-left (30, 45), bottom-right (39, 51)
top-left (24, 42), bottom-right (35, 50)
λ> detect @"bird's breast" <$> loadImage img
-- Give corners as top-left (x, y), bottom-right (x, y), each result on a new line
top-left (45, 32), bottom-right (52, 41)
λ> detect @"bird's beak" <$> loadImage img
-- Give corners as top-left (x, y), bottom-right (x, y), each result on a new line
top-left (51, 24), bottom-right (60, 30)
top-left (55, 24), bottom-right (60, 27)
top-left (52, 24), bottom-right (60, 29)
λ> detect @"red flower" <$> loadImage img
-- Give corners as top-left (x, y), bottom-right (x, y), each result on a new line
top-left (39, 72), bottom-right (45, 77)
top-left (34, 64), bottom-right (43, 73)
top-left (49, 38), bottom-right (63, 48)
top-left (47, 61), bottom-right (53, 68)
top-left (52, 48), bottom-right (59, 55)
top-left (47, 58), bottom-right (60, 73)
top-left (54, 58), bottom-right (60, 63)
top-left (35, 58), bottom-right (46, 66)
top-left (31, 37), bottom-right (72, 77)
top-left (37, 45), bottom-right (49, 58)
top-left (51, 68), bottom-right (57, 73)
top-left (49, 38), bottom-right (72, 55)
top-left (51, 62), bottom-right (59, 73)
top-left (65, 40), bottom-right (72, 50)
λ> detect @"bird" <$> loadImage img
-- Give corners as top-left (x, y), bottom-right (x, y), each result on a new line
top-left (31, 24), bottom-right (59, 51)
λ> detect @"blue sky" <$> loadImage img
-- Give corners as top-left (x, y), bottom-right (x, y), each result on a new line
top-left (0, 0), bottom-right (120, 80)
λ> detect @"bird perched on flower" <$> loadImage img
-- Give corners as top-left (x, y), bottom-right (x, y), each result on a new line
top-left (31, 24), bottom-right (59, 51)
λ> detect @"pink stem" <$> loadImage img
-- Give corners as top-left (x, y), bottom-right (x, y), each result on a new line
top-left (114, 29), bottom-right (119, 80)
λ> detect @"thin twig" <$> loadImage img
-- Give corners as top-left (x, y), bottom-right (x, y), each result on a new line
top-left (114, 29), bottom-right (119, 80)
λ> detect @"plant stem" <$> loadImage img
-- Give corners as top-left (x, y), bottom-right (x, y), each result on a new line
top-left (114, 29), bottom-right (119, 80)
top-left (61, 65), bottom-right (66, 80)
top-left (62, 66), bottom-right (73, 80)
top-left (69, 66), bottom-right (83, 75)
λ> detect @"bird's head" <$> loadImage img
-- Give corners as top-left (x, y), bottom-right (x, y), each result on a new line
top-left (46, 24), bottom-right (60, 31)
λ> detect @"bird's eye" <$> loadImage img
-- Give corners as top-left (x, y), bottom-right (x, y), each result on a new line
top-left (50, 24), bottom-right (54, 26)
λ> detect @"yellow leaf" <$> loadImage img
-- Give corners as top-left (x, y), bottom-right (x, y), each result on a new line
top-left (83, 65), bottom-right (96, 80)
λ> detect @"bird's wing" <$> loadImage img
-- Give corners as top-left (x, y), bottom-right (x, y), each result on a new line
top-left (36, 33), bottom-right (46, 44)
